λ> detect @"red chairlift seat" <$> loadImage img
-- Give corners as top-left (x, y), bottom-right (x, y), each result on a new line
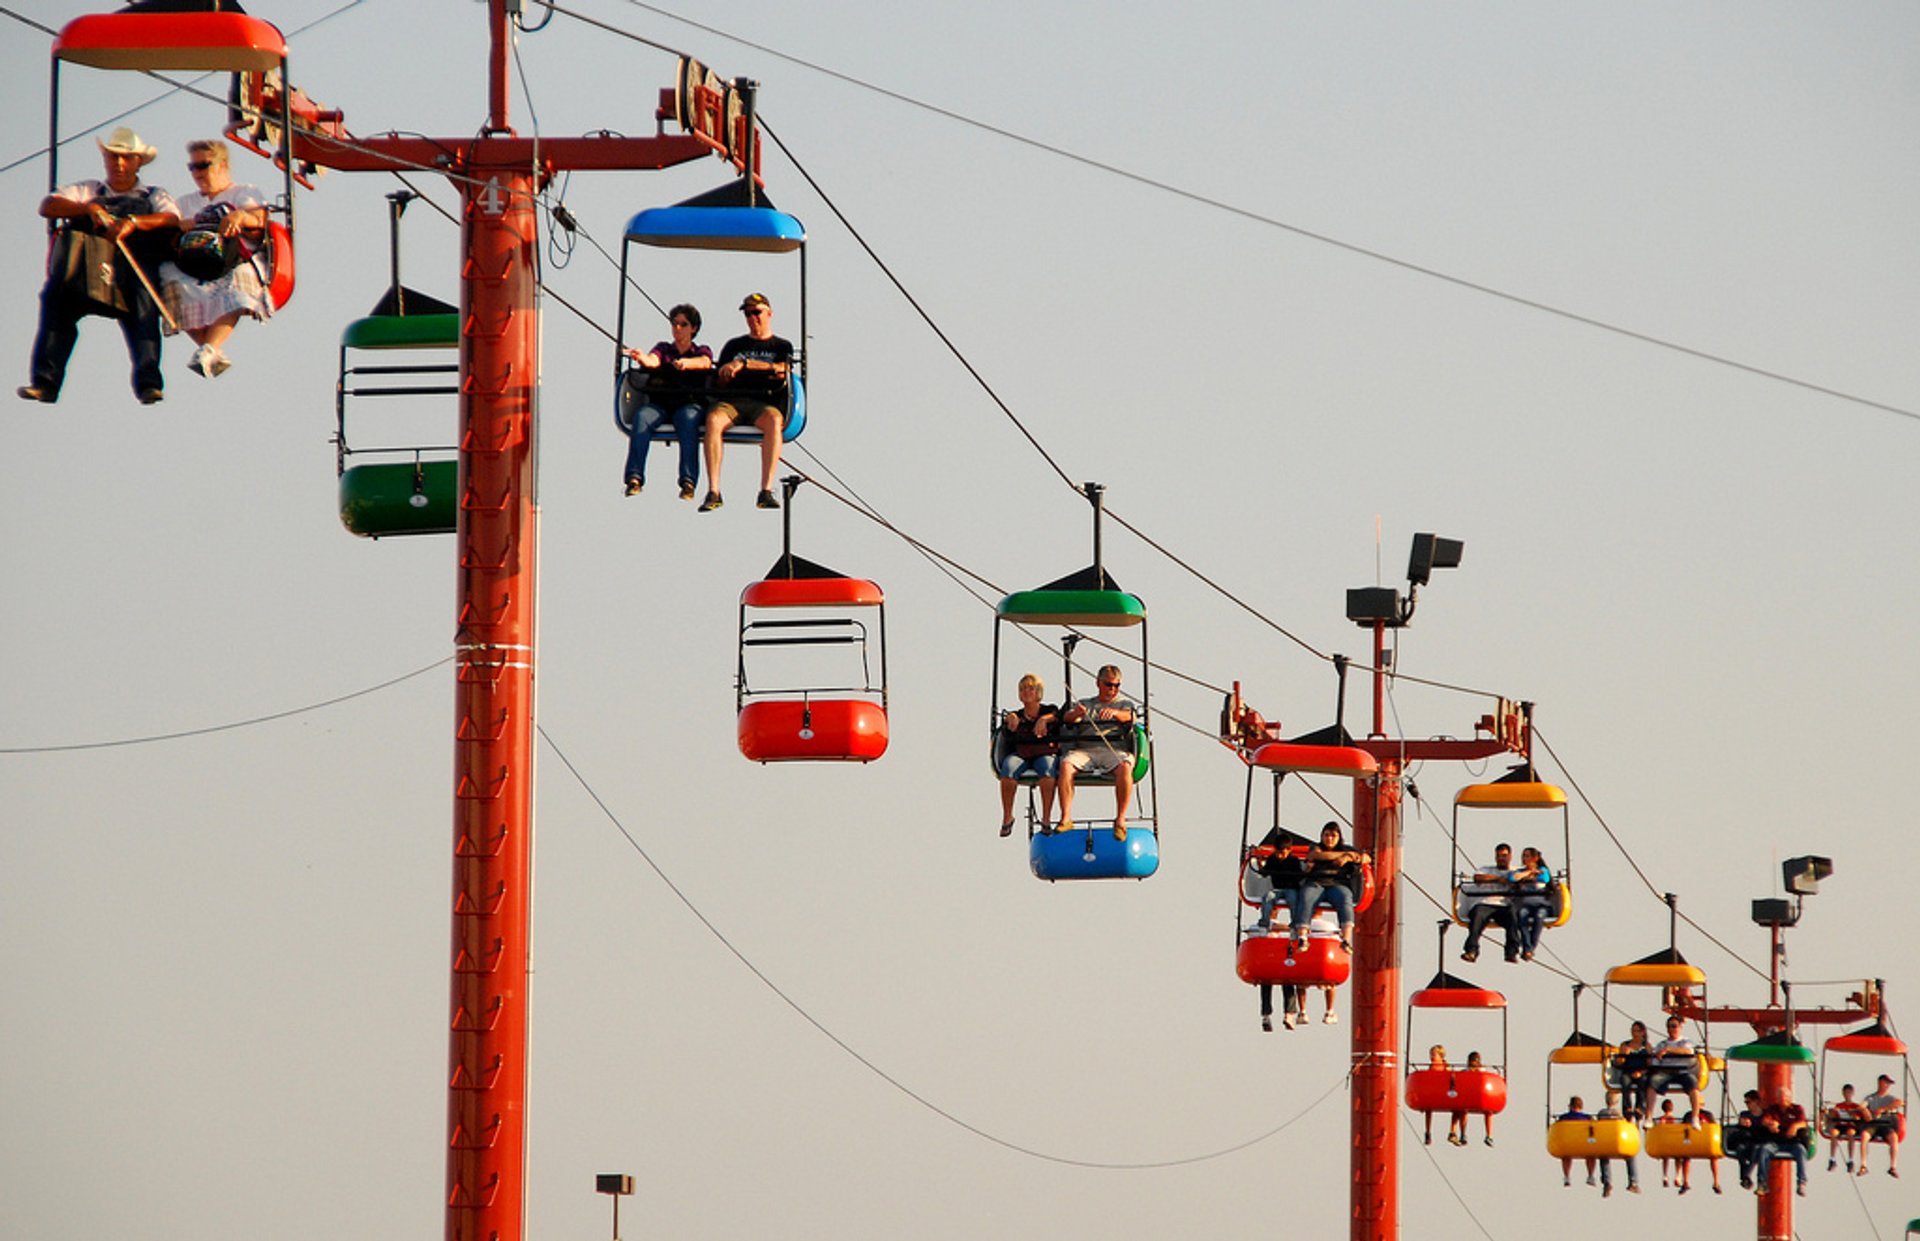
top-left (1406, 972), bottom-right (1510, 1118)
top-left (54, 11), bottom-right (288, 72)
top-left (737, 553), bottom-right (887, 763)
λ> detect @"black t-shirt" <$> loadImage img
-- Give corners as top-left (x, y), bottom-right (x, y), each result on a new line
top-left (716, 333), bottom-right (794, 404)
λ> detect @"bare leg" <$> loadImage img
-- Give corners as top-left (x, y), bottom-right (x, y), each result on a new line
top-left (755, 409), bottom-right (782, 491)
top-left (1112, 765), bottom-right (1133, 830)
top-left (1038, 776), bottom-right (1056, 826)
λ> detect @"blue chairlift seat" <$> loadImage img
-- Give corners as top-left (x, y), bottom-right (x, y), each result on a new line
top-left (614, 204), bottom-right (808, 452)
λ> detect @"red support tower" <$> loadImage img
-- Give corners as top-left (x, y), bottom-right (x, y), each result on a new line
top-left (1340, 546), bottom-right (1529, 1240)
top-left (291, 4), bottom-right (723, 1238)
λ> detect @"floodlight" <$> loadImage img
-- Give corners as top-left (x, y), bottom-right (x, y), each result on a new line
top-left (1783, 855), bottom-right (1832, 897)
top-left (1407, 534), bottom-right (1464, 587)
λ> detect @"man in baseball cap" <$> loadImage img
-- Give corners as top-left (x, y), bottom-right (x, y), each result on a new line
top-left (699, 292), bottom-right (795, 511)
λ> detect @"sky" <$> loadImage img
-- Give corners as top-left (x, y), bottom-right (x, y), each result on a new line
top-left (2, 2), bottom-right (1917, 1239)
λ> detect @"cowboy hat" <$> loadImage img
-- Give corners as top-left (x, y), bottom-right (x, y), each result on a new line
top-left (97, 127), bottom-right (157, 166)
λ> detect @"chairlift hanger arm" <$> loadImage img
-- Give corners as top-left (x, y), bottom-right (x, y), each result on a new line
top-left (293, 132), bottom-right (713, 178)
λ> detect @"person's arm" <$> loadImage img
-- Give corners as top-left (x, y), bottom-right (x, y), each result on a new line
top-left (673, 347), bottom-right (714, 371)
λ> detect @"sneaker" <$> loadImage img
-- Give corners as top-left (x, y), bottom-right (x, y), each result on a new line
top-left (1587, 1174), bottom-right (1597, 1187)
top-left (137, 388), bottom-right (163, 404)
top-left (1828, 1160), bottom-right (1837, 1172)
top-left (1460, 949), bottom-right (1478, 963)
top-left (1739, 1175), bottom-right (1752, 1190)
top-left (1424, 1134), bottom-right (1432, 1146)
top-left (207, 349), bottom-right (231, 377)
top-left (1628, 1185), bottom-right (1641, 1195)
top-left (1449, 1134), bottom-right (1465, 1147)
top-left (1677, 1184), bottom-right (1689, 1195)
top-left (1323, 1011), bottom-right (1338, 1025)
top-left (698, 492), bottom-right (722, 512)
top-left (625, 479), bottom-right (642, 497)
top-left (1846, 1158), bottom-right (1855, 1171)
top-left (1260, 1015), bottom-right (1272, 1033)
top-left (755, 489), bottom-right (779, 509)
top-left (1562, 1177), bottom-right (1571, 1188)
top-left (1281, 1012), bottom-right (1297, 1030)
top-left (1891, 1168), bottom-right (1900, 1179)
top-left (187, 346), bottom-right (207, 377)
top-left (1484, 1136), bottom-right (1494, 1147)
top-left (1796, 1182), bottom-right (1806, 1197)
top-left (1602, 1185), bottom-right (1612, 1198)
top-left (1713, 1185), bottom-right (1722, 1194)
top-left (16, 385), bottom-right (53, 402)
top-left (678, 480), bottom-right (696, 501)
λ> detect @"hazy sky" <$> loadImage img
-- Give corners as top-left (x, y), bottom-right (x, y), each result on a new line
top-left (3, 3), bottom-right (1916, 1239)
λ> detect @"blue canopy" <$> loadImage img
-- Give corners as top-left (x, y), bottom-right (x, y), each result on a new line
top-left (622, 206), bottom-right (805, 253)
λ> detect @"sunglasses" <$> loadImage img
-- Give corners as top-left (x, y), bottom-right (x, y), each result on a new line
top-left (670, 318), bottom-right (692, 328)
top-left (743, 307), bottom-right (769, 318)
top-left (186, 160), bottom-right (218, 171)
top-left (1097, 680), bottom-right (1121, 688)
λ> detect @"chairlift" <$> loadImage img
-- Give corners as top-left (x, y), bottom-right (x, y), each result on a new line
top-left (1450, 765), bottom-right (1572, 945)
top-left (50, 6), bottom-right (305, 257)
top-left (1545, 984), bottom-right (1642, 1162)
top-left (736, 478), bottom-right (886, 763)
top-left (991, 486), bottom-right (1155, 881)
top-left (613, 191), bottom-right (807, 460)
top-left (335, 193), bottom-right (461, 537)
top-left (1817, 1017), bottom-right (1908, 1160)
top-left (1405, 944), bottom-right (1510, 1128)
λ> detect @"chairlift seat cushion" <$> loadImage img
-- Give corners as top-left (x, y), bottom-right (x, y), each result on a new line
top-left (1645, 1122), bottom-right (1723, 1159)
top-left (741, 578), bottom-right (882, 609)
top-left (1236, 934), bottom-right (1350, 986)
top-left (1547, 1117), bottom-right (1641, 1160)
top-left (1030, 826), bottom-right (1158, 881)
top-left (737, 699), bottom-right (886, 763)
top-left (623, 206), bottom-right (805, 253)
top-left (338, 461), bottom-right (457, 538)
top-left (1407, 1068), bottom-right (1507, 1116)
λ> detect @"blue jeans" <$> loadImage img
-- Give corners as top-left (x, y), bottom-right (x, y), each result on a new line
top-left (30, 287), bottom-right (163, 398)
top-left (1281, 881), bottom-right (1353, 933)
top-left (1756, 1140), bottom-right (1807, 1188)
top-left (1512, 897), bottom-right (1551, 955)
top-left (998, 753), bottom-right (1058, 780)
top-left (623, 399), bottom-right (703, 487)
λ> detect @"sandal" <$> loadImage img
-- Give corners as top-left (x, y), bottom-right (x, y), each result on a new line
top-left (1112, 824), bottom-right (1128, 842)
top-left (999, 820), bottom-right (1014, 838)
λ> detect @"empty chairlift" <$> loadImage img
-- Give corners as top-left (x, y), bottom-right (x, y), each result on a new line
top-left (335, 193), bottom-right (460, 537)
top-left (736, 479), bottom-right (886, 763)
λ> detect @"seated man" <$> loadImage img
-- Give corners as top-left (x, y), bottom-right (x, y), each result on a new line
top-left (1862, 1073), bottom-right (1904, 1177)
top-left (20, 127), bottom-right (180, 405)
top-left (1754, 1096), bottom-right (1811, 1197)
top-left (1458, 842), bottom-right (1515, 963)
top-left (1647, 1015), bottom-right (1706, 1121)
top-left (1055, 665), bottom-right (1138, 841)
top-left (1727, 1090), bottom-right (1766, 1189)
top-left (699, 292), bottom-right (793, 512)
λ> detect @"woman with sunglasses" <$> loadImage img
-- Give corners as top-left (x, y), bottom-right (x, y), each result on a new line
top-left (622, 303), bottom-right (712, 499)
top-left (158, 139), bottom-right (272, 379)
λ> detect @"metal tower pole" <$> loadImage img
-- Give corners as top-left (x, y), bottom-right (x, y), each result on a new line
top-left (1351, 618), bottom-right (1401, 1241)
top-left (445, 157), bottom-right (540, 1241)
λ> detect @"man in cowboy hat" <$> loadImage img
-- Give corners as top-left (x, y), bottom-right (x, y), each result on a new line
top-left (19, 127), bottom-right (181, 405)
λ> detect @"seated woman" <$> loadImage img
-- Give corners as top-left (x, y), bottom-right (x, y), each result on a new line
top-left (1608, 1020), bottom-right (1654, 1117)
top-left (1509, 845), bottom-right (1555, 961)
top-left (1281, 823), bottom-right (1368, 952)
top-left (158, 138), bottom-right (273, 378)
top-left (996, 673), bottom-right (1059, 836)
top-left (623, 302), bottom-right (712, 499)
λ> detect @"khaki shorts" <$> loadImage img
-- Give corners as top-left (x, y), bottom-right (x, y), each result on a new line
top-left (708, 397), bottom-right (785, 429)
